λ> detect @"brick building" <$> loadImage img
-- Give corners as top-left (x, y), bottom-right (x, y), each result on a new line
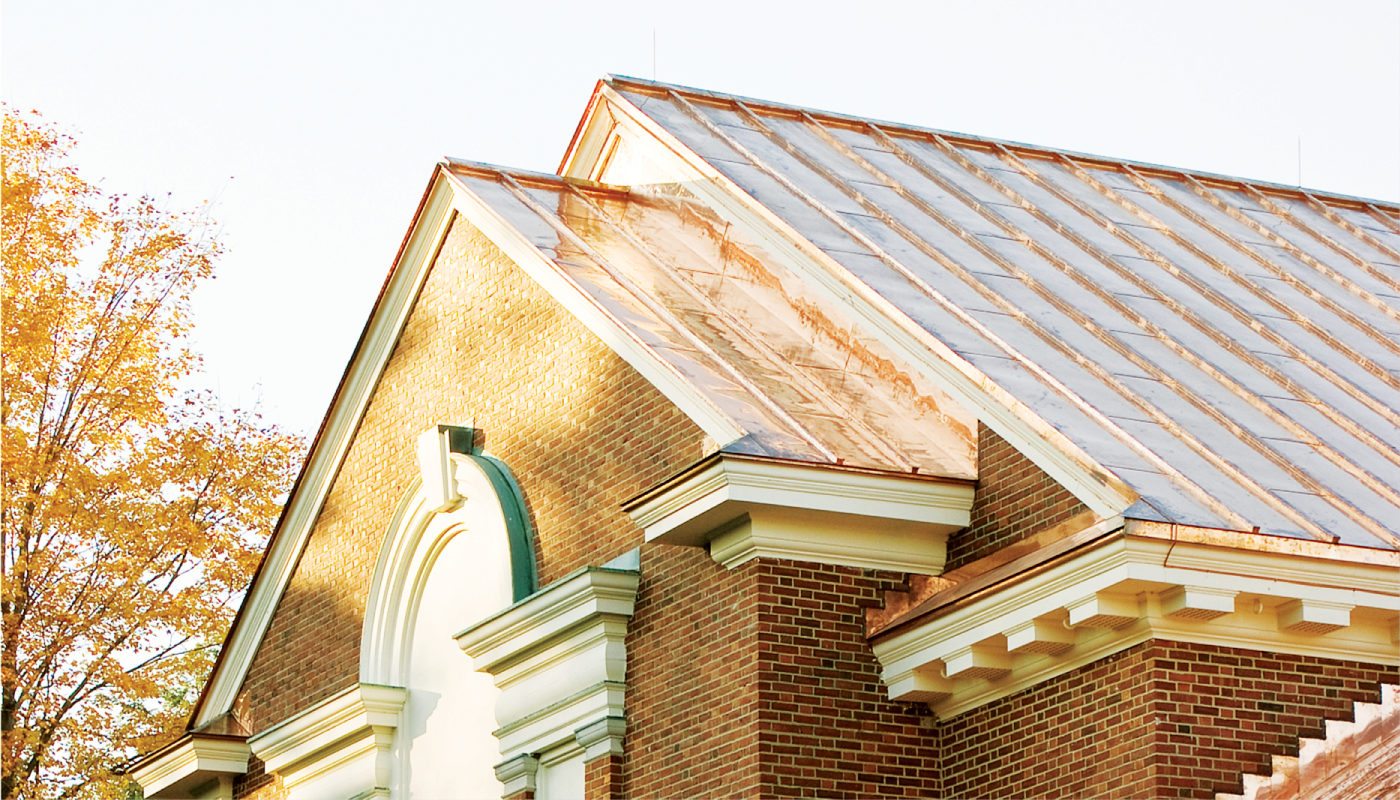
top-left (131, 78), bottom-right (1399, 799)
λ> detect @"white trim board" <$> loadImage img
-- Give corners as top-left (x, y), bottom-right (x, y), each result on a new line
top-left (871, 534), bottom-right (1400, 719)
top-left (456, 568), bottom-right (638, 762)
top-left (192, 175), bottom-right (458, 730)
top-left (247, 683), bottom-right (407, 798)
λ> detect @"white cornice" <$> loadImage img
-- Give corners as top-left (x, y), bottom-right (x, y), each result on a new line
top-left (626, 455), bottom-right (973, 574)
top-left (131, 734), bottom-right (250, 799)
top-left (248, 683), bottom-right (407, 778)
top-left (455, 568), bottom-right (639, 675)
top-left (193, 176), bottom-right (458, 730)
top-left (455, 568), bottom-right (639, 762)
top-left (871, 535), bottom-right (1400, 719)
top-left (586, 83), bottom-right (1138, 520)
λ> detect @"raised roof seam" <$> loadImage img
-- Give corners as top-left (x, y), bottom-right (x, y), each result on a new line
top-left (839, 126), bottom-right (1400, 541)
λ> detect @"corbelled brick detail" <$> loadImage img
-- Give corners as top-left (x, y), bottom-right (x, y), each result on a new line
top-left (944, 422), bottom-right (1090, 571)
top-left (937, 639), bottom-right (1399, 799)
top-left (231, 219), bottom-right (705, 740)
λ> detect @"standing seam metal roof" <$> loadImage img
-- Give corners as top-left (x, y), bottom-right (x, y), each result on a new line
top-left (444, 161), bottom-right (979, 477)
top-left (601, 77), bottom-right (1400, 549)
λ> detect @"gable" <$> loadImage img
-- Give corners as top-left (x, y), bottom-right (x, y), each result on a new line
top-left (210, 215), bottom-right (706, 735)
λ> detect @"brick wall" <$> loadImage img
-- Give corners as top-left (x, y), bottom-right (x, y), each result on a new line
top-left (938, 641), bottom-right (1157, 798)
top-left (1149, 641), bottom-right (1395, 799)
top-left (231, 219), bottom-right (705, 738)
top-left (753, 560), bottom-right (940, 798)
top-left (623, 544), bottom-right (762, 799)
top-left (623, 552), bottom-right (940, 800)
top-left (584, 755), bottom-right (624, 800)
top-left (937, 639), bottom-right (1398, 799)
top-left (943, 423), bottom-right (1089, 570)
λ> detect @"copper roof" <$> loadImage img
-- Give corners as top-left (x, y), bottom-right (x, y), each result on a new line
top-left (443, 160), bottom-right (978, 477)
top-left (590, 77), bottom-right (1400, 550)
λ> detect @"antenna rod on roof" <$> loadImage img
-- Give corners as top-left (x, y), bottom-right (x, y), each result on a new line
top-left (1297, 136), bottom-right (1302, 187)
top-left (652, 28), bottom-right (657, 80)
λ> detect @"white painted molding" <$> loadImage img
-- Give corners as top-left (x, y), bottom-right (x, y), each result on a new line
top-left (493, 754), bottom-right (539, 796)
top-left (248, 683), bottom-right (407, 799)
top-left (872, 535), bottom-right (1400, 719)
top-left (360, 447), bottom-right (519, 687)
top-left (131, 734), bottom-right (249, 800)
top-left (415, 425), bottom-right (467, 512)
top-left (193, 176), bottom-right (458, 730)
top-left (626, 455), bottom-right (972, 574)
top-left (575, 716), bottom-right (626, 762)
top-left (1278, 599), bottom-right (1353, 635)
top-left (587, 83), bottom-right (1138, 519)
top-left (455, 568), bottom-right (639, 765)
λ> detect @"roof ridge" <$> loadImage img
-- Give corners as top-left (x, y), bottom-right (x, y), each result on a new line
top-left (441, 156), bottom-right (627, 193)
top-left (603, 74), bottom-right (1400, 209)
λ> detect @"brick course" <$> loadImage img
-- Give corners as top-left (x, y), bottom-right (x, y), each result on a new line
top-left (231, 219), bottom-right (704, 738)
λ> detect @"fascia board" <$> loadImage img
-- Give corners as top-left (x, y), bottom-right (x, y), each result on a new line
top-left (440, 168), bottom-right (745, 449)
top-left (872, 534), bottom-right (1400, 717)
top-left (557, 83), bottom-right (617, 181)
top-left (192, 173), bottom-right (458, 730)
top-left (594, 83), bottom-right (1137, 520)
top-left (875, 535), bottom-right (1399, 671)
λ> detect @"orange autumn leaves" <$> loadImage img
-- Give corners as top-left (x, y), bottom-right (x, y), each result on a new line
top-left (1, 110), bottom-right (303, 799)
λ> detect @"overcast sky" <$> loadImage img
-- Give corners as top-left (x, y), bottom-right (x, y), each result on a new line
top-left (5, 1), bottom-right (1398, 437)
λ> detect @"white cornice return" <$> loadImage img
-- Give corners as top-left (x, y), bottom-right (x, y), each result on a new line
top-left (625, 455), bottom-right (974, 574)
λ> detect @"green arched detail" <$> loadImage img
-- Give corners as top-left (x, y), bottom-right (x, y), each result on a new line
top-left (467, 453), bottom-right (538, 602)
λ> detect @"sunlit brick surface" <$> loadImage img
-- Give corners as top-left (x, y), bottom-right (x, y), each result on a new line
top-left (232, 220), bottom-right (704, 742)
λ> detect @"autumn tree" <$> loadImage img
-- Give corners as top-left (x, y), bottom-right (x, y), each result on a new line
top-left (1, 109), bottom-right (303, 799)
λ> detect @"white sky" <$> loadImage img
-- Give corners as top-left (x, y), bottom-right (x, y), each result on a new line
top-left (5, 1), bottom-right (1399, 437)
